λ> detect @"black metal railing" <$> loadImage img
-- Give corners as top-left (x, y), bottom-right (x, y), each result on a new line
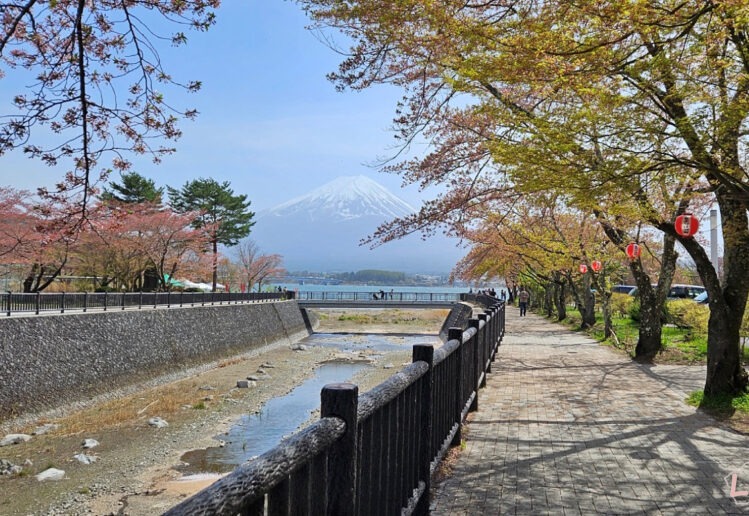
top-left (2, 290), bottom-right (292, 317)
top-left (164, 299), bottom-right (506, 515)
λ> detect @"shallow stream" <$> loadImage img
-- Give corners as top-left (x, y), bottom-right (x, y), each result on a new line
top-left (179, 332), bottom-right (439, 473)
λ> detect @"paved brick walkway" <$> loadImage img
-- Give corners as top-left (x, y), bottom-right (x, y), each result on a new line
top-left (431, 310), bottom-right (749, 515)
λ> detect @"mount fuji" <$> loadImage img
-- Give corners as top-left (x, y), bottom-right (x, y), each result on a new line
top-left (250, 176), bottom-right (464, 274)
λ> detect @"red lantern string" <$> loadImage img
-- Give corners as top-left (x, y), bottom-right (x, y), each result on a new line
top-left (675, 214), bottom-right (699, 237)
top-left (625, 242), bottom-right (641, 260)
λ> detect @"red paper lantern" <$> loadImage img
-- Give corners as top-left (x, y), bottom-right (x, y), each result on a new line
top-left (625, 242), bottom-right (641, 260)
top-left (579, 263), bottom-right (588, 274)
top-left (591, 260), bottom-right (602, 272)
top-left (675, 213), bottom-right (699, 237)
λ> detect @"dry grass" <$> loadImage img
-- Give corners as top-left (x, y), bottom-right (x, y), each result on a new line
top-left (52, 379), bottom-right (225, 436)
top-left (313, 308), bottom-right (449, 333)
top-left (18, 360), bottom-right (250, 437)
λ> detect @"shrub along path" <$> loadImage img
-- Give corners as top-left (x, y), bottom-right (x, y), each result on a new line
top-left (431, 308), bottom-right (749, 514)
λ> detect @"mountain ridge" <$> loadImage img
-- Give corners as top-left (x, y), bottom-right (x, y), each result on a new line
top-left (257, 175), bottom-right (416, 222)
top-left (250, 175), bottom-right (463, 274)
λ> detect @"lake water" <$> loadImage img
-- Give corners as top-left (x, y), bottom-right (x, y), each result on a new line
top-left (274, 283), bottom-right (472, 294)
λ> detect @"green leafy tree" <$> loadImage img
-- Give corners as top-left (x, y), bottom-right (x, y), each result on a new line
top-left (168, 178), bottom-right (255, 291)
top-left (101, 172), bottom-right (164, 205)
top-left (300, 0), bottom-right (749, 396)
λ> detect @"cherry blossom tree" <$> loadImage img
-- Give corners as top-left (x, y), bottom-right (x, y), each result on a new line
top-left (0, 1), bottom-right (219, 219)
top-left (235, 239), bottom-right (284, 292)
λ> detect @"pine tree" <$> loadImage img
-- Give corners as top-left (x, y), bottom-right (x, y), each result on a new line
top-left (168, 178), bottom-right (254, 291)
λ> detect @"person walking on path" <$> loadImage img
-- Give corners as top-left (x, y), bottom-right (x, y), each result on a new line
top-left (518, 287), bottom-right (530, 316)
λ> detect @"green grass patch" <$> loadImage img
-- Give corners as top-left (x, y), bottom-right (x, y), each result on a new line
top-left (547, 303), bottom-right (749, 366)
top-left (337, 314), bottom-right (374, 323)
top-left (686, 390), bottom-right (749, 413)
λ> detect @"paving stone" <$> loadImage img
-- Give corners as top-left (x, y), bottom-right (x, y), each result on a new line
top-left (430, 310), bottom-right (749, 515)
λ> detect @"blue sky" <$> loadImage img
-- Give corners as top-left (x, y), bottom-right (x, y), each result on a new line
top-left (0, 1), bottom-right (432, 212)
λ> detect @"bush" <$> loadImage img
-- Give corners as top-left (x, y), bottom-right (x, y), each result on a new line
top-left (610, 293), bottom-right (635, 318)
top-left (667, 299), bottom-right (709, 332)
top-left (628, 299), bottom-right (641, 322)
top-left (628, 297), bottom-right (674, 324)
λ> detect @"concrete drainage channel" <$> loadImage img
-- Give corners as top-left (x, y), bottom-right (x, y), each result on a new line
top-left (176, 332), bottom-right (439, 476)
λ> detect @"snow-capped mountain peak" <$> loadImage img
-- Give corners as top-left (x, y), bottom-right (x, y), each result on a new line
top-left (250, 175), bottom-right (463, 273)
top-left (262, 175), bottom-right (416, 222)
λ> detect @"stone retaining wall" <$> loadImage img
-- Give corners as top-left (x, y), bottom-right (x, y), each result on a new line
top-left (0, 301), bottom-right (309, 421)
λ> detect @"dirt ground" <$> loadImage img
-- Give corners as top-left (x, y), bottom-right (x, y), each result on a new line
top-left (0, 307), bottom-right (448, 515)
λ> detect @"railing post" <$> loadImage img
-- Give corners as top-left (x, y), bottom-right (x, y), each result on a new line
top-left (321, 383), bottom-right (359, 515)
top-left (502, 302), bottom-right (506, 337)
top-left (413, 344), bottom-right (434, 515)
top-left (478, 313), bottom-right (489, 377)
top-left (6, 291), bottom-right (11, 317)
top-left (103, 291), bottom-right (108, 311)
top-left (35, 291), bottom-right (40, 315)
top-left (121, 292), bottom-right (126, 311)
top-left (448, 327), bottom-right (463, 446)
top-left (468, 319), bottom-right (481, 412)
top-left (60, 292), bottom-right (65, 313)
top-left (167, 291), bottom-right (171, 308)
top-left (138, 291), bottom-right (143, 310)
top-left (83, 291), bottom-right (88, 313)
top-left (486, 307), bottom-right (496, 349)
top-left (180, 291), bottom-right (183, 307)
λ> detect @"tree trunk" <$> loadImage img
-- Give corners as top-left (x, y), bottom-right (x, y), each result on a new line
top-left (22, 273), bottom-right (34, 293)
top-left (602, 289), bottom-right (613, 339)
top-left (597, 219), bottom-right (676, 361)
top-left (634, 295), bottom-right (662, 360)
top-left (704, 303), bottom-right (748, 396)
top-left (592, 271), bottom-right (613, 338)
top-left (552, 272), bottom-right (566, 321)
top-left (680, 194), bottom-right (749, 396)
top-left (544, 282), bottom-right (553, 317)
top-left (579, 272), bottom-right (596, 329)
top-left (629, 258), bottom-right (671, 361)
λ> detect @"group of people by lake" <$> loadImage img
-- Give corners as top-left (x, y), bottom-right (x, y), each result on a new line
top-left (470, 284), bottom-right (531, 317)
top-left (372, 289), bottom-right (394, 300)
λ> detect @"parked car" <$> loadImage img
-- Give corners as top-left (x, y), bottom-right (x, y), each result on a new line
top-left (628, 284), bottom-right (706, 299)
top-left (612, 284), bottom-right (636, 294)
top-left (694, 291), bottom-right (708, 304)
top-left (668, 284), bottom-right (706, 299)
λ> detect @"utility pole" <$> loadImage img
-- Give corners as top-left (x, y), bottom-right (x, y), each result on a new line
top-left (710, 209), bottom-right (719, 279)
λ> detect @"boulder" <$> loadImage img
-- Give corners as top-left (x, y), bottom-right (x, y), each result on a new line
top-left (237, 380), bottom-right (256, 388)
top-left (36, 468), bottom-right (65, 481)
top-left (0, 434), bottom-right (32, 447)
top-left (82, 438), bottom-right (100, 449)
top-left (32, 423), bottom-right (59, 436)
top-left (73, 453), bottom-right (97, 465)
top-left (147, 417), bottom-right (169, 428)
